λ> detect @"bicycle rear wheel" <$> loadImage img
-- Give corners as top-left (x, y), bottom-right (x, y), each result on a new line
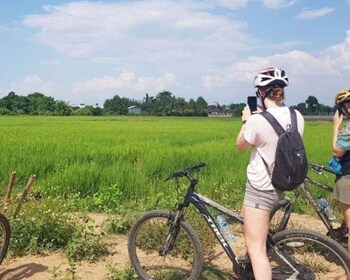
top-left (0, 214), bottom-right (11, 265)
top-left (128, 210), bottom-right (204, 280)
top-left (270, 229), bottom-right (350, 279)
top-left (269, 197), bottom-right (292, 234)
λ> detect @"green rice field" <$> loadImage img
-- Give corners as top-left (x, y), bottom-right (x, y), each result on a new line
top-left (0, 115), bottom-right (334, 212)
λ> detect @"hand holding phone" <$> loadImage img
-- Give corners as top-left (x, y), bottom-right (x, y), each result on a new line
top-left (247, 96), bottom-right (257, 113)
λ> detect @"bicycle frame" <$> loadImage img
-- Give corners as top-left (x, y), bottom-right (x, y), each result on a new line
top-left (129, 163), bottom-right (350, 279)
top-left (272, 167), bottom-right (347, 244)
top-left (173, 181), bottom-right (299, 278)
top-left (302, 177), bottom-right (337, 236)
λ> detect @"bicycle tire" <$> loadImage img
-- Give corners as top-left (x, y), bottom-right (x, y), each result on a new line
top-left (269, 197), bottom-right (292, 234)
top-left (0, 214), bottom-right (11, 265)
top-left (270, 229), bottom-right (350, 279)
top-left (329, 221), bottom-right (348, 250)
top-left (128, 210), bottom-right (204, 280)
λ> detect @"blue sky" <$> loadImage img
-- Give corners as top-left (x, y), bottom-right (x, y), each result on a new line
top-left (1, 0), bottom-right (349, 107)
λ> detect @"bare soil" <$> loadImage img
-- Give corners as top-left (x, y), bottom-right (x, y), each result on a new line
top-left (0, 212), bottom-right (337, 280)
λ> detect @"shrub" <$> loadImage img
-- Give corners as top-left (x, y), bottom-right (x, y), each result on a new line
top-left (10, 204), bottom-right (75, 256)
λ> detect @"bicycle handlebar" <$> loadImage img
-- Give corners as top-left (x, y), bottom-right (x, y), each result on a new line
top-left (308, 162), bottom-right (339, 176)
top-left (164, 162), bottom-right (206, 182)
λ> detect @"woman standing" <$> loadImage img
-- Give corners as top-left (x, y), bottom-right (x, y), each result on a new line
top-left (236, 67), bottom-right (305, 279)
top-left (332, 88), bottom-right (350, 280)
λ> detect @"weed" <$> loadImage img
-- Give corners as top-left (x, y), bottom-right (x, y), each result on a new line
top-left (65, 216), bottom-right (108, 262)
top-left (9, 201), bottom-right (74, 256)
top-left (106, 262), bottom-right (137, 280)
top-left (103, 215), bottom-right (131, 235)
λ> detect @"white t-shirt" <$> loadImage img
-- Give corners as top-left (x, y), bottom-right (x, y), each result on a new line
top-left (243, 107), bottom-right (305, 191)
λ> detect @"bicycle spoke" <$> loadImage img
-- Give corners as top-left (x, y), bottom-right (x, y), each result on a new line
top-left (270, 230), bottom-right (350, 280)
top-left (128, 210), bottom-right (203, 280)
top-left (0, 214), bottom-right (11, 265)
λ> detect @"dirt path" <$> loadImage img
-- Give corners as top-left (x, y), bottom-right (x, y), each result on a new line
top-left (0, 213), bottom-right (337, 279)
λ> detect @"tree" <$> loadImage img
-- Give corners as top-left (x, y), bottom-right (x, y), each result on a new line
top-left (153, 91), bottom-right (174, 116)
top-left (195, 97), bottom-right (208, 116)
top-left (229, 103), bottom-right (245, 117)
top-left (296, 103), bottom-right (307, 115)
top-left (0, 92), bottom-right (28, 114)
top-left (53, 101), bottom-right (72, 116)
top-left (103, 95), bottom-right (137, 115)
top-left (72, 107), bottom-right (92, 116)
top-left (305, 96), bottom-right (319, 114)
top-left (27, 92), bottom-right (56, 115)
top-left (142, 93), bottom-right (155, 115)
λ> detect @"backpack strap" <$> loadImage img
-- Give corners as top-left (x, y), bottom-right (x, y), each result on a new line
top-left (289, 107), bottom-right (298, 132)
top-left (259, 107), bottom-right (299, 179)
top-left (260, 111), bottom-right (285, 136)
top-left (260, 107), bottom-right (298, 135)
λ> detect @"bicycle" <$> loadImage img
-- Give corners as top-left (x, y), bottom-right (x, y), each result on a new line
top-left (270, 162), bottom-right (348, 249)
top-left (0, 213), bottom-right (10, 265)
top-left (128, 163), bottom-right (350, 279)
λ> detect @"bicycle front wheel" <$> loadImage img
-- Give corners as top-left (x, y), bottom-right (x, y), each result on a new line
top-left (128, 210), bottom-right (204, 280)
top-left (0, 214), bottom-right (11, 265)
top-left (271, 229), bottom-right (350, 279)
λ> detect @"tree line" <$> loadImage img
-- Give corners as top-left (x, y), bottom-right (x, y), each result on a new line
top-left (0, 91), bottom-right (335, 117)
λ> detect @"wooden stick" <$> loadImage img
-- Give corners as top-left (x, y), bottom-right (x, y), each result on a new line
top-left (4, 171), bottom-right (16, 203)
top-left (13, 174), bottom-right (36, 218)
top-left (1, 171), bottom-right (16, 213)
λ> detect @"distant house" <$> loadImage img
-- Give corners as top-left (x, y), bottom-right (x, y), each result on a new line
top-left (70, 104), bottom-right (86, 110)
top-left (127, 105), bottom-right (142, 115)
top-left (208, 104), bottom-right (233, 117)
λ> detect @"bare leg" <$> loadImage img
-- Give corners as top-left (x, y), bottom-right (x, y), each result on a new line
top-left (335, 202), bottom-right (350, 280)
top-left (243, 205), bottom-right (271, 280)
top-left (339, 202), bottom-right (350, 254)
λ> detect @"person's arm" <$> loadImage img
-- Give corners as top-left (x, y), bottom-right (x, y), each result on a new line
top-left (236, 124), bottom-right (251, 151)
top-left (236, 106), bottom-right (252, 151)
top-left (332, 110), bottom-right (346, 158)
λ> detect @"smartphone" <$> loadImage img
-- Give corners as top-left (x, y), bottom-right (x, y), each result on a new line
top-left (247, 96), bottom-right (257, 112)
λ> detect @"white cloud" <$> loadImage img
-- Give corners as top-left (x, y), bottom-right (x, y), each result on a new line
top-left (39, 60), bottom-right (60, 66)
top-left (9, 75), bottom-right (56, 95)
top-left (91, 57), bottom-right (120, 64)
top-left (207, 0), bottom-right (248, 9)
top-left (73, 71), bottom-right (176, 94)
top-left (134, 73), bottom-right (176, 92)
top-left (201, 28), bottom-right (350, 106)
top-left (202, 49), bottom-right (344, 90)
top-left (73, 72), bottom-right (135, 93)
top-left (22, 1), bottom-right (252, 63)
top-left (324, 30), bottom-right (350, 70)
top-left (262, 0), bottom-right (297, 9)
top-left (203, 30), bottom-right (350, 91)
top-left (295, 7), bottom-right (334, 20)
top-left (16, 0), bottom-right (348, 106)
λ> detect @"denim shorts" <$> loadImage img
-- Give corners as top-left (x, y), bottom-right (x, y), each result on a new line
top-left (243, 182), bottom-right (284, 211)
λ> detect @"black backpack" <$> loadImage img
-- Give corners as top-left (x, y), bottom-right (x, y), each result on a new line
top-left (260, 108), bottom-right (308, 191)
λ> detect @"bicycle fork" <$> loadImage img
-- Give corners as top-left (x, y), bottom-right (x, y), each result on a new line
top-left (159, 209), bottom-right (184, 256)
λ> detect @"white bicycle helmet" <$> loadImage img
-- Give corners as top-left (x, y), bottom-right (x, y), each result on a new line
top-left (253, 67), bottom-right (289, 88)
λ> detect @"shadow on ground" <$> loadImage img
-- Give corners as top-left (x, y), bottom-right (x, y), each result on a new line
top-left (0, 263), bottom-right (47, 280)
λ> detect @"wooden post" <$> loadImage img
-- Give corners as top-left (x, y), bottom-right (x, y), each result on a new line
top-left (1, 171), bottom-right (16, 213)
top-left (13, 174), bottom-right (36, 218)
top-left (5, 171), bottom-right (16, 202)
